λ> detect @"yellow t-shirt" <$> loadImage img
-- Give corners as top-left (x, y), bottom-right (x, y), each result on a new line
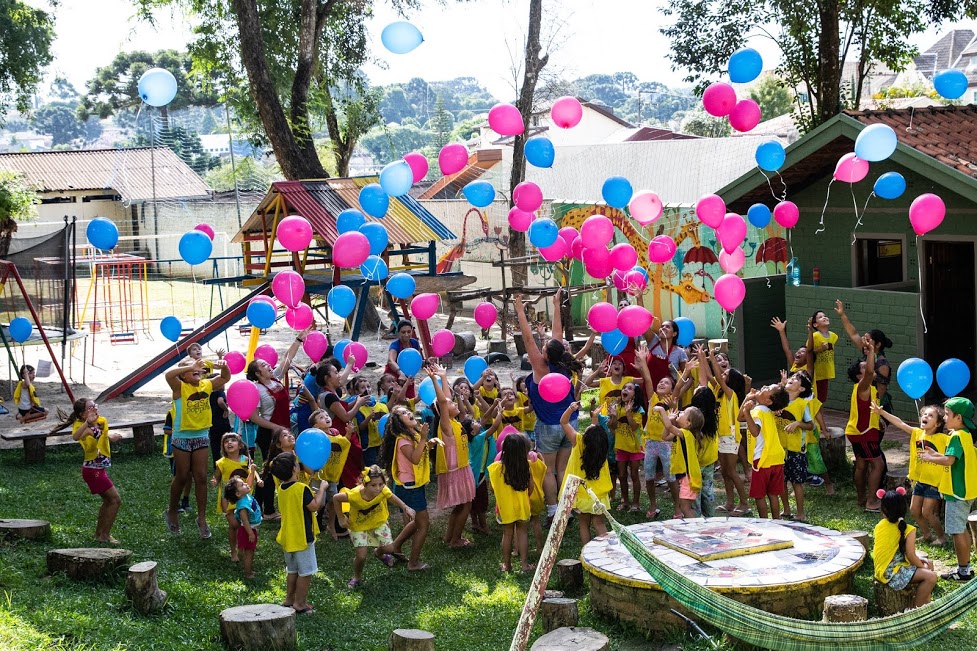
top-left (76, 417), bottom-right (111, 467)
top-left (749, 406), bottom-right (786, 469)
top-left (367, 401), bottom-right (388, 449)
top-left (613, 408), bottom-right (645, 454)
top-left (174, 378), bottom-right (214, 432)
top-left (669, 428), bottom-right (702, 493)
top-left (529, 456), bottom-right (546, 516)
top-left (479, 385), bottom-right (499, 408)
top-left (488, 461), bottom-right (531, 524)
top-left (644, 394), bottom-right (665, 442)
top-left (321, 433), bottom-right (352, 484)
top-left (812, 331), bottom-right (839, 381)
top-left (215, 454), bottom-right (250, 513)
top-left (342, 485), bottom-right (393, 532)
top-left (501, 405), bottom-right (524, 430)
top-left (598, 376), bottom-right (635, 415)
top-left (518, 392), bottom-right (536, 432)
top-left (908, 428), bottom-right (950, 488)
top-left (563, 433), bottom-right (612, 513)
top-left (873, 519), bottom-right (915, 583)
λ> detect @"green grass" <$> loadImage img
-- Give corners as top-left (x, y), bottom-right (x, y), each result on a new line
top-left (1, 441), bottom-right (975, 651)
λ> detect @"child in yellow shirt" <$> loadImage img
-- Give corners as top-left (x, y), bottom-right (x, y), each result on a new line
top-left (488, 434), bottom-right (535, 573)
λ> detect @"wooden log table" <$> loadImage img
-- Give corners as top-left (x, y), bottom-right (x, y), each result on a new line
top-left (1, 418), bottom-right (164, 463)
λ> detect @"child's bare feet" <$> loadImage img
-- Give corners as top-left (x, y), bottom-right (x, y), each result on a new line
top-left (230, 554), bottom-right (239, 563)
top-left (500, 562), bottom-right (512, 572)
top-left (520, 563), bottom-right (536, 573)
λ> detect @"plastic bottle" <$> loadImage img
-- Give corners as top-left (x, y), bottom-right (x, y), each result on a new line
top-left (790, 262), bottom-right (800, 287)
top-left (812, 266), bottom-right (820, 287)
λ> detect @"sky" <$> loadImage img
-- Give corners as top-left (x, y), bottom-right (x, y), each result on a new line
top-left (34, 0), bottom-right (977, 103)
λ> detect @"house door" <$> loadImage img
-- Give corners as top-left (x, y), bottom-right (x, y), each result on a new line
top-left (925, 241), bottom-right (976, 399)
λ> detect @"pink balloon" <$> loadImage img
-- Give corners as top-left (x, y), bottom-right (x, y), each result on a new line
top-left (624, 270), bottom-right (647, 295)
top-left (277, 215), bottom-right (313, 252)
top-left (343, 342), bottom-right (368, 371)
top-left (647, 235), bottom-right (677, 264)
top-left (714, 274), bottom-right (746, 312)
top-left (538, 372), bottom-right (571, 402)
top-left (716, 213), bottom-right (747, 253)
top-left (333, 232), bottom-right (370, 268)
top-left (488, 103), bottom-right (524, 136)
top-left (729, 99), bottom-right (762, 132)
top-left (833, 152), bottom-right (869, 183)
top-left (410, 293), bottom-right (440, 320)
top-left (718, 247), bottom-right (745, 274)
top-left (494, 425), bottom-right (521, 457)
top-left (609, 242), bottom-right (638, 270)
top-left (695, 194), bottom-right (726, 228)
top-left (580, 215), bottom-right (614, 247)
top-left (227, 379), bottom-right (260, 420)
top-left (254, 344), bottom-right (278, 367)
top-left (773, 201), bottom-right (800, 228)
top-left (285, 303), bottom-right (313, 330)
top-left (403, 152), bottom-right (429, 183)
top-left (272, 270), bottom-right (305, 308)
top-left (582, 246), bottom-right (613, 279)
top-left (588, 302), bottom-right (618, 333)
top-left (513, 181), bottom-right (543, 212)
top-left (439, 143), bottom-right (468, 176)
top-left (612, 269), bottom-right (629, 292)
top-left (538, 238), bottom-right (567, 261)
top-left (474, 302), bottom-right (498, 329)
top-left (629, 190), bottom-right (663, 226)
top-left (551, 96), bottom-right (583, 129)
top-left (558, 227), bottom-right (579, 248)
top-left (702, 82), bottom-right (737, 117)
top-left (617, 305), bottom-right (653, 337)
top-left (224, 351), bottom-right (246, 375)
top-left (570, 237), bottom-right (585, 260)
top-left (252, 295), bottom-right (277, 310)
top-left (303, 331), bottom-right (328, 362)
top-left (431, 329), bottom-right (455, 357)
top-left (508, 207), bottom-right (535, 232)
top-left (194, 223), bottom-right (215, 241)
top-left (909, 193), bottom-right (946, 235)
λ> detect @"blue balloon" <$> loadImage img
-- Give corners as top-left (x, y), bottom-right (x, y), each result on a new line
top-left (359, 183), bottom-right (389, 218)
top-left (398, 348), bottom-right (423, 377)
top-left (380, 20), bottom-right (424, 54)
top-left (631, 266), bottom-right (649, 281)
top-left (379, 160), bottom-right (414, 197)
top-left (86, 217), bottom-right (119, 250)
top-left (897, 357), bottom-right (933, 400)
top-left (246, 301), bottom-right (276, 329)
top-left (377, 414), bottom-right (389, 437)
top-left (332, 339), bottom-right (351, 367)
top-left (337, 209), bottom-right (366, 234)
top-left (933, 69), bottom-right (967, 100)
top-left (464, 356), bottom-right (488, 384)
top-left (674, 317), bottom-right (696, 347)
top-left (418, 376), bottom-right (442, 405)
top-left (359, 222), bottom-right (389, 255)
top-left (528, 217), bottom-right (558, 248)
top-left (360, 255), bottom-right (388, 281)
top-left (601, 176), bottom-right (633, 209)
top-left (137, 67), bottom-right (178, 107)
top-left (463, 180), bottom-right (496, 208)
top-left (937, 358), bottom-right (970, 397)
top-left (386, 273), bottom-right (416, 299)
top-left (873, 172), bottom-right (906, 200)
top-left (159, 315), bottom-right (182, 343)
top-left (601, 329), bottom-right (627, 356)
top-left (179, 231), bottom-right (212, 265)
top-left (524, 136), bottom-right (555, 168)
top-left (728, 47), bottom-right (763, 84)
top-left (8, 316), bottom-right (32, 343)
top-left (754, 140), bottom-right (785, 171)
top-left (854, 124), bottom-right (898, 162)
top-left (327, 285), bottom-right (356, 319)
top-left (295, 428), bottom-right (331, 471)
top-left (747, 203), bottom-right (772, 228)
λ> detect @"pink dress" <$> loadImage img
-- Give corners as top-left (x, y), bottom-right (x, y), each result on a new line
top-left (436, 424), bottom-right (476, 510)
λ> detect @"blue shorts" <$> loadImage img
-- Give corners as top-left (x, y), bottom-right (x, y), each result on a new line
top-left (535, 420), bottom-right (573, 454)
top-left (912, 481), bottom-right (941, 500)
top-left (394, 482), bottom-right (428, 512)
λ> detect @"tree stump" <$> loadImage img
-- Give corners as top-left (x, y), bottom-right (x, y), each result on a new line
top-left (884, 472), bottom-right (912, 494)
top-left (23, 437), bottom-right (47, 464)
top-left (47, 548), bottom-right (133, 580)
top-left (530, 627), bottom-right (609, 651)
top-left (555, 559), bottom-right (583, 592)
top-left (452, 332), bottom-right (476, 356)
top-left (541, 598), bottom-right (579, 633)
top-left (543, 590), bottom-right (565, 599)
top-left (388, 628), bottom-right (435, 651)
top-left (219, 604), bottom-right (296, 651)
top-left (874, 579), bottom-right (916, 615)
top-left (125, 561), bottom-right (167, 614)
top-left (843, 530), bottom-right (870, 552)
top-left (0, 518), bottom-right (50, 540)
top-left (488, 339), bottom-right (506, 355)
top-left (820, 429), bottom-right (848, 473)
top-left (132, 423), bottom-right (156, 455)
top-left (822, 594), bottom-right (868, 622)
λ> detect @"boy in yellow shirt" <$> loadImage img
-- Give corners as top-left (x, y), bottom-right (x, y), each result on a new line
top-left (741, 383), bottom-right (790, 519)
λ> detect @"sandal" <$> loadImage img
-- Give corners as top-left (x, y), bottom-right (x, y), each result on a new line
top-left (346, 579), bottom-right (362, 589)
top-left (164, 511), bottom-right (180, 535)
top-left (198, 522), bottom-right (212, 539)
top-left (391, 552), bottom-right (408, 563)
top-left (646, 509), bottom-right (661, 520)
top-left (629, 505), bottom-right (642, 513)
top-left (407, 563), bottom-right (431, 572)
top-left (715, 505), bottom-right (731, 513)
top-left (378, 554), bottom-right (395, 568)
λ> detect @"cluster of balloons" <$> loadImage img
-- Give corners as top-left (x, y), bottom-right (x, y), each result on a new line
top-left (898, 357), bottom-right (970, 399)
top-left (701, 48), bottom-right (764, 133)
top-left (333, 218), bottom-right (390, 271)
top-left (586, 301), bottom-right (654, 337)
top-left (689, 194), bottom-right (753, 311)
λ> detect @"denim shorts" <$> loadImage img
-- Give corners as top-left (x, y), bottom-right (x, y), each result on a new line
top-left (912, 481), bottom-right (941, 501)
top-left (394, 482), bottom-right (428, 512)
top-left (535, 420), bottom-right (573, 454)
top-left (644, 440), bottom-right (674, 482)
top-left (283, 545), bottom-right (318, 577)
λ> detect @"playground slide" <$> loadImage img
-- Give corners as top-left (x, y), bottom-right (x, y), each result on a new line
top-left (95, 283), bottom-right (272, 404)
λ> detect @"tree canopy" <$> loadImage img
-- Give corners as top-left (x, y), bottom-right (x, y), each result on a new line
top-left (0, 0), bottom-right (56, 125)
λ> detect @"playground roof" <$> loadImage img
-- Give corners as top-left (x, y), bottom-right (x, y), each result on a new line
top-left (0, 147), bottom-right (210, 201)
top-left (233, 178), bottom-right (456, 246)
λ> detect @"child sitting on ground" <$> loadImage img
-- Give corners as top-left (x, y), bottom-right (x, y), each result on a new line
top-left (488, 434), bottom-right (535, 573)
top-left (873, 487), bottom-right (937, 607)
top-left (15, 365), bottom-right (47, 423)
top-left (223, 470), bottom-right (263, 579)
top-left (69, 398), bottom-right (122, 544)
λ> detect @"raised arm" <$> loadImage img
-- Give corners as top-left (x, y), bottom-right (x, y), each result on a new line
top-left (574, 331), bottom-right (596, 361)
top-left (771, 317), bottom-right (795, 369)
top-left (211, 360), bottom-right (232, 391)
top-left (428, 365), bottom-right (454, 439)
top-left (857, 340), bottom-right (876, 398)
top-left (583, 359), bottom-right (607, 388)
top-left (551, 288), bottom-right (565, 342)
top-left (741, 394), bottom-right (760, 437)
top-left (277, 326), bottom-right (311, 377)
top-left (869, 402), bottom-right (913, 435)
top-left (514, 294), bottom-right (548, 380)
top-left (834, 299), bottom-right (862, 349)
top-left (654, 405), bottom-right (680, 441)
top-left (634, 343), bottom-right (654, 388)
top-left (560, 402), bottom-right (580, 446)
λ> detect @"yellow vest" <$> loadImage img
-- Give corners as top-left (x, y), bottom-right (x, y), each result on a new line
top-left (908, 428), bottom-right (950, 487)
top-left (778, 397), bottom-right (812, 453)
top-left (669, 428), bottom-right (702, 493)
top-left (13, 381), bottom-right (39, 407)
top-left (697, 433), bottom-right (719, 467)
top-left (873, 519), bottom-right (914, 583)
top-left (529, 456), bottom-right (546, 516)
top-left (175, 379), bottom-right (214, 432)
top-left (321, 434), bottom-right (351, 484)
top-left (76, 417), bottom-right (111, 463)
top-left (563, 434), bottom-right (612, 510)
top-left (845, 385), bottom-right (879, 436)
top-left (749, 406), bottom-right (786, 469)
top-left (613, 408), bottom-right (644, 454)
top-left (804, 397), bottom-right (823, 447)
top-left (488, 461), bottom-right (531, 524)
top-left (342, 485), bottom-right (392, 532)
top-left (435, 419), bottom-right (470, 475)
top-left (367, 402), bottom-right (388, 449)
top-left (812, 330), bottom-right (838, 381)
top-left (275, 481), bottom-right (318, 552)
top-left (644, 394), bottom-right (665, 442)
top-left (391, 434), bottom-right (431, 487)
top-left (518, 392), bottom-right (536, 432)
top-left (717, 392), bottom-right (740, 444)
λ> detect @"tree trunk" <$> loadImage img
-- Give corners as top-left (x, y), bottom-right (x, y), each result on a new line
top-left (555, 558), bottom-right (583, 592)
top-left (231, 0), bottom-right (327, 180)
top-left (388, 629), bottom-right (435, 651)
top-left (47, 548), bottom-right (133, 581)
top-left (822, 594), bottom-right (868, 622)
top-left (816, 1), bottom-right (842, 125)
top-left (125, 561), bottom-right (167, 615)
top-left (507, 0), bottom-right (549, 288)
top-left (219, 604), bottom-right (297, 651)
top-left (540, 598), bottom-right (579, 632)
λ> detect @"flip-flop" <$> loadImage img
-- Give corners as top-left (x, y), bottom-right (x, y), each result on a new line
top-left (347, 579), bottom-right (362, 589)
top-left (378, 554), bottom-right (395, 568)
top-left (407, 563), bottom-right (431, 572)
top-left (294, 606), bottom-right (315, 614)
top-left (629, 506), bottom-right (642, 514)
top-left (715, 504), bottom-right (731, 513)
top-left (164, 511), bottom-right (180, 535)
top-left (865, 507), bottom-right (882, 514)
top-left (646, 509), bottom-right (661, 521)
top-left (198, 523), bottom-right (212, 539)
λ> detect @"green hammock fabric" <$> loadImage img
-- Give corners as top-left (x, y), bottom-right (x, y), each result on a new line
top-left (605, 512), bottom-right (977, 651)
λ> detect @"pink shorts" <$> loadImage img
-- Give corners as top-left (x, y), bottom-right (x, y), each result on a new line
top-left (615, 450), bottom-right (644, 463)
top-left (236, 525), bottom-right (258, 550)
top-left (82, 466), bottom-right (114, 495)
top-left (678, 475), bottom-right (698, 501)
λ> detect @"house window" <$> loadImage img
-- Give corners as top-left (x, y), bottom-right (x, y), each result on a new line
top-left (854, 236), bottom-right (905, 287)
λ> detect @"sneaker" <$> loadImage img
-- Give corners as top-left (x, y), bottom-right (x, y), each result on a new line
top-left (941, 569), bottom-right (974, 582)
top-left (177, 497), bottom-right (191, 513)
top-left (807, 476), bottom-right (825, 487)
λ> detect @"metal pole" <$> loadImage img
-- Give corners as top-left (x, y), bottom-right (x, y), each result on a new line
top-left (150, 113), bottom-right (160, 262)
top-left (225, 103), bottom-right (244, 231)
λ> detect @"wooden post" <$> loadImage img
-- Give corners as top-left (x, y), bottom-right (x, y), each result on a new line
top-left (132, 423), bottom-right (156, 455)
top-left (822, 594), bottom-right (868, 622)
top-left (874, 579), bottom-right (916, 615)
top-left (388, 629), bottom-right (435, 651)
top-left (884, 472), bottom-right (911, 494)
top-left (555, 559), bottom-right (583, 592)
top-left (843, 530), bottom-right (870, 552)
top-left (509, 475), bottom-right (582, 651)
top-left (219, 604), bottom-right (296, 651)
top-left (540, 598), bottom-right (579, 632)
top-left (0, 518), bottom-right (50, 540)
top-left (530, 627), bottom-right (609, 651)
top-left (126, 561), bottom-right (167, 614)
top-left (24, 437), bottom-right (46, 464)
top-left (488, 339), bottom-right (506, 355)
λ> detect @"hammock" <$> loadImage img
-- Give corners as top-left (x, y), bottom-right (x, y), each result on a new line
top-left (604, 510), bottom-right (977, 651)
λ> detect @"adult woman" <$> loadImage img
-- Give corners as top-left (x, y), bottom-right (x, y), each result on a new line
top-left (647, 320), bottom-right (688, 387)
top-left (386, 321), bottom-right (422, 399)
top-left (164, 358), bottom-right (231, 537)
top-left (514, 293), bottom-right (583, 523)
top-left (834, 300), bottom-right (893, 406)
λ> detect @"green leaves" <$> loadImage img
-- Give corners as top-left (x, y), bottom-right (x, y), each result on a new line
top-left (0, 0), bottom-right (56, 124)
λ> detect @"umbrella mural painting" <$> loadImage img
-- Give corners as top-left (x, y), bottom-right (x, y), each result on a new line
top-left (756, 236), bottom-right (789, 273)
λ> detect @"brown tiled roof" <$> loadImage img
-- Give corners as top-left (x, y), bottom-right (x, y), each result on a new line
top-left (845, 104), bottom-right (977, 179)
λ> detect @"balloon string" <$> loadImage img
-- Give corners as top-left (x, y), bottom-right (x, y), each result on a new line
top-left (816, 180), bottom-right (833, 235)
top-left (775, 171), bottom-right (788, 202)
top-left (853, 192), bottom-right (874, 246)
top-left (787, 230), bottom-right (795, 275)
top-left (916, 235), bottom-right (928, 334)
